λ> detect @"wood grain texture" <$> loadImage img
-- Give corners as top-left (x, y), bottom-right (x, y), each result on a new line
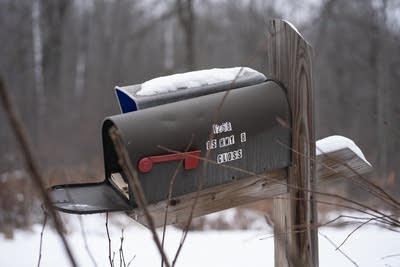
top-left (266, 19), bottom-right (318, 267)
top-left (127, 148), bottom-right (371, 228)
top-left (128, 169), bottom-right (287, 227)
top-left (274, 193), bottom-right (291, 266)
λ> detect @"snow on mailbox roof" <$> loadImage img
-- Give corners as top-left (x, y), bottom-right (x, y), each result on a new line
top-left (137, 67), bottom-right (266, 96)
top-left (115, 67), bottom-right (267, 113)
top-left (316, 135), bottom-right (370, 165)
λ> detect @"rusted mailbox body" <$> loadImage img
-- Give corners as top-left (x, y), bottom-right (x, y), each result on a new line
top-left (50, 70), bottom-right (291, 214)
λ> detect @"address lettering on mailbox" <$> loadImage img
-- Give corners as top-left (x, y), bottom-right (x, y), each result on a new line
top-left (206, 121), bottom-right (247, 164)
top-left (219, 135), bottom-right (235, 148)
top-left (217, 149), bottom-right (243, 164)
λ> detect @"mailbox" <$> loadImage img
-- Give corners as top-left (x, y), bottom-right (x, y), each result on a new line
top-left (50, 67), bottom-right (291, 214)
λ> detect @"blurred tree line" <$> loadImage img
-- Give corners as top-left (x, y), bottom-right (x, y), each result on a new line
top-left (0, 0), bottom-right (399, 191)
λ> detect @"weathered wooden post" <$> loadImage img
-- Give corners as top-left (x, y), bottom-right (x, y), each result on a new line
top-left (267, 20), bottom-right (318, 266)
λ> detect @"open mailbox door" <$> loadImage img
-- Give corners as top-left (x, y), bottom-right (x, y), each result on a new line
top-left (50, 67), bottom-right (291, 215)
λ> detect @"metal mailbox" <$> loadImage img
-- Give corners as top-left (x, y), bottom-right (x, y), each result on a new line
top-left (50, 69), bottom-right (291, 214)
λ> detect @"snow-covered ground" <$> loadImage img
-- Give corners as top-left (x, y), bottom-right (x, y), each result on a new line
top-left (0, 135), bottom-right (391, 266)
top-left (1, 210), bottom-right (399, 267)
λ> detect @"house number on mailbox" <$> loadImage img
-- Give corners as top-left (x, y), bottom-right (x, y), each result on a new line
top-left (206, 122), bottom-right (247, 164)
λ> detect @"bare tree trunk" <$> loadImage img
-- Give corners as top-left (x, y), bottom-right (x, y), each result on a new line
top-left (378, 0), bottom-right (388, 178)
top-left (177, 0), bottom-right (196, 70)
top-left (164, 19), bottom-right (175, 73)
top-left (74, 18), bottom-right (88, 99)
top-left (31, 0), bottom-right (45, 145)
top-left (74, 7), bottom-right (92, 102)
top-left (372, 0), bottom-right (388, 178)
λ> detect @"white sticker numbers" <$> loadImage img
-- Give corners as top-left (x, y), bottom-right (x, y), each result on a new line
top-left (219, 135), bottom-right (235, 148)
top-left (217, 149), bottom-right (243, 164)
top-left (206, 139), bottom-right (217, 150)
top-left (206, 122), bottom-right (247, 163)
top-left (240, 132), bottom-right (247, 143)
top-left (213, 122), bottom-right (232, 134)
top-left (206, 135), bottom-right (235, 150)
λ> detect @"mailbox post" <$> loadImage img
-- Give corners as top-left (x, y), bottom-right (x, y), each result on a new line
top-left (267, 20), bottom-right (318, 267)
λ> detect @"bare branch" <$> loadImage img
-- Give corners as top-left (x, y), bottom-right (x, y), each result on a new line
top-left (0, 76), bottom-right (77, 267)
top-left (129, 9), bottom-right (176, 40)
top-left (78, 215), bottom-right (98, 267)
top-left (109, 127), bottom-right (171, 267)
top-left (278, 137), bottom-right (400, 211)
top-left (382, 253), bottom-right (400, 260)
top-left (171, 67), bottom-right (249, 267)
top-left (158, 144), bottom-right (400, 228)
top-left (36, 209), bottom-right (48, 267)
top-left (119, 229), bottom-right (126, 267)
top-left (316, 146), bottom-right (400, 210)
top-left (319, 231), bottom-right (359, 267)
top-left (127, 255), bottom-right (136, 267)
top-left (161, 136), bottom-right (194, 267)
top-left (261, 202), bottom-right (395, 241)
top-left (106, 213), bottom-right (114, 267)
top-left (275, 140), bottom-right (400, 226)
top-left (336, 217), bottom-right (376, 250)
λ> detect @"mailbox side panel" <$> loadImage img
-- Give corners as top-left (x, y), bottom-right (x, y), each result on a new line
top-left (102, 81), bottom-right (291, 206)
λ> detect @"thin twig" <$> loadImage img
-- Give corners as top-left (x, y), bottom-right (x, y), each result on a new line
top-left (319, 231), bottom-right (359, 267)
top-left (275, 138), bottom-right (338, 174)
top-left (260, 214), bottom-right (386, 241)
top-left (0, 76), bottom-right (77, 267)
top-left (119, 229), bottom-right (126, 267)
top-left (277, 122), bottom-right (400, 219)
top-left (278, 138), bottom-right (391, 207)
top-left (37, 209), bottom-right (48, 267)
top-left (160, 163), bottom-right (182, 267)
top-left (106, 213), bottom-right (114, 267)
top-left (336, 217), bottom-right (376, 250)
top-left (320, 214), bottom-right (387, 229)
top-left (282, 195), bottom-right (399, 228)
top-left (382, 253), bottom-right (400, 260)
top-left (161, 136), bottom-right (194, 267)
top-left (109, 127), bottom-right (172, 267)
top-left (171, 67), bottom-right (247, 267)
top-left (317, 146), bottom-right (400, 210)
top-left (129, 8), bottom-right (176, 40)
top-left (278, 124), bottom-right (400, 211)
top-left (127, 255), bottom-right (136, 267)
top-left (275, 140), bottom-right (400, 227)
top-left (78, 215), bottom-right (98, 267)
top-left (158, 145), bottom-right (400, 228)
top-left (164, 27), bottom-right (293, 266)
top-left (262, 209), bottom-right (395, 243)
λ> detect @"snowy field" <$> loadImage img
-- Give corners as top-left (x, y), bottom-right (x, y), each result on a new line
top-left (1, 210), bottom-right (399, 267)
